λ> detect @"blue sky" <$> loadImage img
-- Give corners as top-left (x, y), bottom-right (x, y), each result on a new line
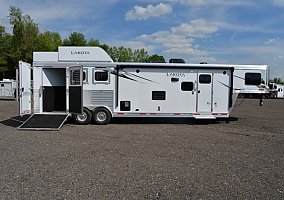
top-left (1, 0), bottom-right (284, 79)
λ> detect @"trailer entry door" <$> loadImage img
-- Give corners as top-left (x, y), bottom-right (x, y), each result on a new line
top-left (197, 73), bottom-right (213, 113)
top-left (19, 61), bottom-right (32, 116)
top-left (68, 66), bottom-right (83, 114)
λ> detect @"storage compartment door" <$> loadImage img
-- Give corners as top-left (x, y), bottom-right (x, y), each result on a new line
top-left (19, 61), bottom-right (32, 116)
top-left (212, 70), bottom-right (231, 113)
top-left (68, 66), bottom-right (83, 114)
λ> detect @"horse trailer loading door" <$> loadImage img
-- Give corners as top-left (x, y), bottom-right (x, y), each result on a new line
top-left (42, 68), bottom-right (66, 112)
top-left (68, 66), bottom-right (83, 114)
top-left (19, 61), bottom-right (32, 116)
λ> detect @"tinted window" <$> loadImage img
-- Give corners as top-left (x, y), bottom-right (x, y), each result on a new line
top-left (245, 73), bottom-right (261, 85)
top-left (83, 71), bottom-right (86, 81)
top-left (169, 58), bottom-right (185, 63)
top-left (171, 78), bottom-right (179, 82)
top-left (199, 75), bottom-right (211, 84)
top-left (83, 69), bottom-right (88, 83)
top-left (181, 82), bottom-right (194, 91)
top-left (152, 91), bottom-right (166, 100)
top-left (95, 71), bottom-right (108, 81)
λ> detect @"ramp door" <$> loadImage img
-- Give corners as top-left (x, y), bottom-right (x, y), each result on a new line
top-left (18, 114), bottom-right (69, 130)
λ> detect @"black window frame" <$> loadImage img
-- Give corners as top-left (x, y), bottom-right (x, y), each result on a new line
top-left (199, 74), bottom-right (211, 84)
top-left (245, 73), bottom-right (261, 85)
top-left (152, 91), bottom-right (166, 100)
top-left (181, 82), bottom-right (194, 91)
top-left (93, 68), bottom-right (110, 84)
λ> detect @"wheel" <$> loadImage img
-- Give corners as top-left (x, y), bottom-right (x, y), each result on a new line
top-left (93, 107), bottom-right (111, 125)
top-left (74, 108), bottom-right (92, 125)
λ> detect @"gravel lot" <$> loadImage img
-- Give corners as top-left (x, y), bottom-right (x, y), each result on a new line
top-left (0, 99), bottom-right (283, 199)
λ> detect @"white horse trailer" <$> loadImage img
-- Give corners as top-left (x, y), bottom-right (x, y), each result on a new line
top-left (269, 83), bottom-right (284, 98)
top-left (18, 46), bottom-right (238, 130)
top-left (232, 64), bottom-right (269, 94)
top-left (0, 79), bottom-right (18, 100)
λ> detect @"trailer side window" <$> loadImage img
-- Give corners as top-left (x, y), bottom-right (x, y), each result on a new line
top-left (95, 71), bottom-right (108, 81)
top-left (152, 91), bottom-right (166, 100)
top-left (199, 75), bottom-right (211, 84)
top-left (245, 73), bottom-right (261, 85)
top-left (181, 82), bottom-right (194, 91)
top-left (83, 69), bottom-right (88, 84)
top-left (93, 69), bottom-right (109, 84)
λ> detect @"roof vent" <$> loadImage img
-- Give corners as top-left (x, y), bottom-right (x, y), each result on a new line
top-left (169, 58), bottom-right (185, 63)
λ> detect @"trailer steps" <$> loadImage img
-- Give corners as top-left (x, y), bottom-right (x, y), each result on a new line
top-left (193, 115), bottom-right (216, 119)
top-left (18, 114), bottom-right (69, 131)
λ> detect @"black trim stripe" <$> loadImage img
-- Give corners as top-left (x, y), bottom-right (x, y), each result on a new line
top-left (118, 64), bottom-right (233, 70)
top-left (229, 69), bottom-right (234, 108)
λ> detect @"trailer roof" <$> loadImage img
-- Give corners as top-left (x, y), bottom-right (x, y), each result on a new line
top-left (33, 61), bottom-right (268, 71)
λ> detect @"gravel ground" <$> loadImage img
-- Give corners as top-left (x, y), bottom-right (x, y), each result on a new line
top-left (0, 99), bottom-right (283, 199)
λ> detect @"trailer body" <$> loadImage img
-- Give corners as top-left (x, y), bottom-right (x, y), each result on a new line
top-left (0, 79), bottom-right (17, 100)
top-left (18, 46), bottom-right (269, 130)
top-left (232, 65), bottom-right (269, 94)
top-left (269, 83), bottom-right (284, 98)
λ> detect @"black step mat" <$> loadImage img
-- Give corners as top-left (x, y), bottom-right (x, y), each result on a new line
top-left (18, 114), bottom-right (68, 130)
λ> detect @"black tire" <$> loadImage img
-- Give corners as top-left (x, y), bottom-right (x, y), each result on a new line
top-left (93, 107), bottom-right (111, 125)
top-left (74, 108), bottom-right (92, 125)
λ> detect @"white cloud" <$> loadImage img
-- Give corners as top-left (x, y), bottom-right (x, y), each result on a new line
top-left (125, 3), bottom-right (172, 21)
top-left (272, 0), bottom-right (284, 6)
top-left (171, 20), bottom-right (218, 38)
top-left (138, 19), bottom-right (218, 56)
top-left (169, 0), bottom-right (253, 6)
top-left (264, 38), bottom-right (280, 45)
top-left (189, 56), bottom-right (217, 63)
top-left (214, 21), bottom-right (263, 32)
top-left (123, 41), bottom-right (155, 53)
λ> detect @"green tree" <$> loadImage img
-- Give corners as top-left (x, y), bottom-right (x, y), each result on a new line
top-left (148, 54), bottom-right (166, 63)
top-left (117, 46), bottom-right (133, 62)
top-left (133, 49), bottom-right (149, 62)
top-left (273, 78), bottom-right (284, 84)
top-left (9, 6), bottom-right (39, 65)
top-left (36, 31), bottom-right (62, 51)
top-left (0, 26), bottom-right (9, 77)
top-left (63, 32), bottom-right (87, 46)
top-left (99, 44), bottom-right (110, 52)
top-left (106, 46), bottom-right (119, 61)
top-left (87, 39), bottom-right (100, 46)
